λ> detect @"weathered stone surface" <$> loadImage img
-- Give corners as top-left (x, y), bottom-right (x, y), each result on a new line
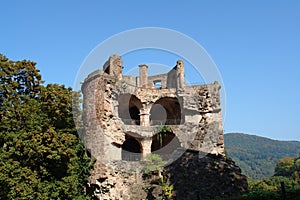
top-left (82, 56), bottom-right (224, 158)
top-left (165, 151), bottom-right (248, 199)
top-left (87, 152), bottom-right (247, 200)
top-left (81, 55), bottom-right (245, 199)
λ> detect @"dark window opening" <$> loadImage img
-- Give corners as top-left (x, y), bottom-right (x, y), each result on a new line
top-left (150, 97), bottom-right (182, 125)
top-left (129, 106), bottom-right (140, 122)
top-left (104, 66), bottom-right (110, 74)
top-left (122, 135), bottom-right (142, 161)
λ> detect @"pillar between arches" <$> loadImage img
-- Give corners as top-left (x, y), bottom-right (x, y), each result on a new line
top-left (139, 106), bottom-right (151, 126)
top-left (141, 138), bottom-right (152, 156)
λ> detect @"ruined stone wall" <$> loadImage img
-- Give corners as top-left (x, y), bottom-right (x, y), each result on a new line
top-left (87, 152), bottom-right (247, 200)
top-left (182, 82), bottom-right (224, 154)
top-left (123, 75), bottom-right (138, 87)
top-left (166, 68), bottom-right (177, 88)
top-left (81, 70), bottom-right (105, 160)
top-left (166, 60), bottom-right (185, 89)
top-left (165, 152), bottom-right (248, 199)
top-left (102, 54), bottom-right (123, 79)
top-left (82, 68), bottom-right (224, 159)
top-left (110, 54), bottom-right (123, 80)
top-left (81, 56), bottom-right (240, 200)
top-left (147, 73), bottom-right (168, 88)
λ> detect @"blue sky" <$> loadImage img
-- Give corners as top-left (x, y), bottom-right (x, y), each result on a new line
top-left (1, 1), bottom-right (300, 141)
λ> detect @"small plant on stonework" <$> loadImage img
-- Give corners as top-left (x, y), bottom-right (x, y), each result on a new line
top-left (157, 125), bottom-right (171, 133)
top-left (157, 133), bottom-right (164, 148)
top-left (142, 154), bottom-right (174, 199)
top-left (156, 125), bottom-right (171, 147)
top-left (141, 154), bottom-right (165, 177)
top-left (158, 173), bottom-right (174, 200)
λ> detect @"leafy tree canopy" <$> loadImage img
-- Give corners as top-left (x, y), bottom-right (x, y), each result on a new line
top-left (0, 54), bottom-right (92, 200)
top-left (274, 156), bottom-right (300, 182)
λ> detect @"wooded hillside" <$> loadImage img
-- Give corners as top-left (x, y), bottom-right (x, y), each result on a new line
top-left (225, 133), bottom-right (300, 180)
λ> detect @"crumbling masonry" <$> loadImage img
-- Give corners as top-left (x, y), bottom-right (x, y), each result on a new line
top-left (82, 55), bottom-right (247, 199)
top-left (82, 55), bottom-right (224, 160)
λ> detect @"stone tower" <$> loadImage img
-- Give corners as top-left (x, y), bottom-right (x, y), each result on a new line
top-left (82, 55), bottom-right (224, 161)
top-left (81, 55), bottom-right (246, 200)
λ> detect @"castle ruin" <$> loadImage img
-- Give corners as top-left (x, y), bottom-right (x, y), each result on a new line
top-left (82, 55), bottom-right (224, 161)
top-left (81, 55), bottom-right (246, 199)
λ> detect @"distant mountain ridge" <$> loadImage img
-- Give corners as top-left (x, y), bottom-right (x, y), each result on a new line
top-left (224, 133), bottom-right (300, 180)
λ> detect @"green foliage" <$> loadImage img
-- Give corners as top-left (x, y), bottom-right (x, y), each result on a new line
top-left (240, 190), bottom-right (281, 200)
top-left (158, 175), bottom-right (174, 200)
top-left (156, 125), bottom-right (171, 147)
top-left (217, 190), bottom-right (300, 200)
top-left (223, 133), bottom-right (300, 200)
top-left (0, 54), bottom-right (41, 104)
top-left (225, 133), bottom-right (300, 180)
top-left (141, 154), bottom-right (173, 199)
top-left (0, 54), bottom-right (92, 200)
top-left (231, 157), bottom-right (300, 200)
top-left (141, 153), bottom-right (174, 199)
top-left (274, 157), bottom-right (300, 178)
top-left (163, 183), bottom-right (174, 199)
top-left (141, 154), bottom-right (165, 175)
top-left (216, 175), bottom-right (300, 200)
top-left (249, 176), bottom-right (300, 192)
top-left (157, 125), bottom-right (171, 133)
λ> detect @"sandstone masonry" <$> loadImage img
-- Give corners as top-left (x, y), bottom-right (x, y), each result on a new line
top-left (82, 55), bottom-right (247, 199)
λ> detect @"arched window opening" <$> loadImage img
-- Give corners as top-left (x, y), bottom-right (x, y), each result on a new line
top-left (118, 94), bottom-right (142, 125)
top-left (150, 97), bottom-right (182, 125)
top-left (121, 135), bottom-right (142, 161)
top-left (151, 131), bottom-right (180, 158)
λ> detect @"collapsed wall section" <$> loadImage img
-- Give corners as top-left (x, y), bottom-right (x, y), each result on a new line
top-left (182, 82), bottom-right (224, 154)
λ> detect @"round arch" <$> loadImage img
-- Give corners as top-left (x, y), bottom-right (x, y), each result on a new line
top-left (151, 131), bottom-right (181, 158)
top-left (150, 97), bottom-right (182, 125)
top-left (121, 135), bottom-right (142, 161)
top-left (118, 94), bottom-right (142, 125)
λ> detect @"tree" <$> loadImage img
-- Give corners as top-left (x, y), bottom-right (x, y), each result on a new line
top-left (0, 54), bottom-right (92, 200)
top-left (273, 156), bottom-right (300, 184)
top-left (274, 157), bottom-right (295, 177)
top-left (248, 176), bottom-right (300, 192)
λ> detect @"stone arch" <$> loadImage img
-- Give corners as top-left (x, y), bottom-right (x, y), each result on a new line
top-left (118, 94), bottom-right (142, 125)
top-left (121, 134), bottom-right (142, 161)
top-left (150, 97), bottom-right (182, 125)
top-left (151, 131), bottom-right (181, 158)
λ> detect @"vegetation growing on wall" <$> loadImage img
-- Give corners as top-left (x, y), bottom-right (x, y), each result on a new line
top-left (141, 154), bottom-right (174, 199)
top-left (156, 125), bottom-right (171, 147)
top-left (141, 153), bottom-right (165, 176)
